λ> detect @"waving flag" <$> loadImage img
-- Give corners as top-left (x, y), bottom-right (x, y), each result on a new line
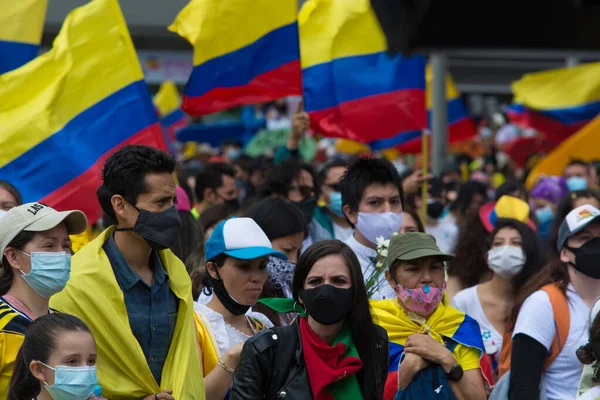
top-left (0, 0), bottom-right (165, 223)
top-left (300, 0), bottom-right (427, 149)
top-left (154, 81), bottom-right (187, 142)
top-left (0, 0), bottom-right (47, 74)
top-left (371, 299), bottom-right (492, 399)
top-left (392, 65), bottom-right (477, 153)
top-left (169, 0), bottom-right (302, 116)
top-left (508, 62), bottom-right (600, 145)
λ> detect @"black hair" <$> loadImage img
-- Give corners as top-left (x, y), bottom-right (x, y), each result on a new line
top-left (450, 180), bottom-right (487, 217)
top-left (0, 231), bottom-right (36, 296)
top-left (577, 311), bottom-right (600, 381)
top-left (403, 207), bottom-right (425, 233)
top-left (292, 240), bottom-right (383, 400)
top-left (0, 180), bottom-right (22, 206)
top-left (490, 218), bottom-right (546, 298)
top-left (194, 162), bottom-right (236, 203)
top-left (201, 254), bottom-right (228, 296)
top-left (339, 157), bottom-right (404, 219)
top-left (319, 158), bottom-right (349, 183)
top-left (244, 198), bottom-right (306, 241)
top-left (198, 203), bottom-right (237, 233)
top-left (547, 189), bottom-right (600, 259)
top-left (263, 159), bottom-right (319, 200)
top-left (566, 158), bottom-right (591, 172)
top-left (97, 145), bottom-right (176, 226)
top-left (495, 180), bottom-right (528, 202)
top-left (8, 313), bottom-right (92, 400)
top-left (170, 211), bottom-right (205, 275)
top-left (221, 139), bottom-right (242, 148)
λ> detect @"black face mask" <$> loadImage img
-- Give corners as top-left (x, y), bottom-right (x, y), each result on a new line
top-left (299, 284), bottom-right (353, 325)
top-left (427, 201), bottom-right (445, 219)
top-left (291, 197), bottom-right (317, 225)
top-left (116, 205), bottom-right (183, 251)
top-left (210, 273), bottom-right (251, 316)
top-left (565, 237), bottom-right (600, 279)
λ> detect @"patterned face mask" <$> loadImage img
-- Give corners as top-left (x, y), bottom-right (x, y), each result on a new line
top-left (395, 282), bottom-right (446, 316)
top-left (267, 256), bottom-right (296, 293)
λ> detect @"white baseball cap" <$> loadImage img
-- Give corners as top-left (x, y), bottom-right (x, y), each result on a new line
top-left (557, 204), bottom-right (600, 251)
top-left (0, 203), bottom-right (88, 256)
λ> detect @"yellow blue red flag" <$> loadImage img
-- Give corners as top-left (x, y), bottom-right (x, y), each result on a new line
top-left (526, 114), bottom-right (600, 188)
top-left (154, 81), bottom-right (188, 142)
top-left (508, 62), bottom-right (600, 145)
top-left (0, 0), bottom-right (166, 223)
top-left (0, 0), bottom-right (47, 74)
top-left (299, 0), bottom-right (427, 149)
top-left (169, 0), bottom-right (302, 116)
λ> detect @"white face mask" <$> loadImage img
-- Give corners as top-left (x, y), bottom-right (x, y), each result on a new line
top-left (487, 245), bottom-right (526, 279)
top-left (356, 212), bottom-right (403, 244)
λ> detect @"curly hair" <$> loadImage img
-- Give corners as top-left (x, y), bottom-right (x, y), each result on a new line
top-left (447, 207), bottom-right (491, 289)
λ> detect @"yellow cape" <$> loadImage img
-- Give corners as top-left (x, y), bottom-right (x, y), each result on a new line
top-left (50, 228), bottom-right (204, 399)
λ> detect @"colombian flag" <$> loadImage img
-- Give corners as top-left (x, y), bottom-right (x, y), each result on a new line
top-left (0, 0), bottom-right (166, 224)
top-left (371, 299), bottom-right (492, 399)
top-left (169, 0), bottom-right (302, 116)
top-left (508, 62), bottom-right (600, 145)
top-left (154, 81), bottom-right (188, 142)
top-left (300, 0), bottom-right (427, 148)
top-left (388, 66), bottom-right (477, 154)
top-left (0, 0), bottom-right (47, 74)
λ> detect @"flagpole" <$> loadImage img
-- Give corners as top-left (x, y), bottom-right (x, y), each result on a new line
top-left (421, 130), bottom-right (429, 223)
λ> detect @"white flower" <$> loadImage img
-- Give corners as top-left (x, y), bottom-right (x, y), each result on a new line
top-left (375, 236), bottom-right (386, 248)
top-left (380, 248), bottom-right (388, 258)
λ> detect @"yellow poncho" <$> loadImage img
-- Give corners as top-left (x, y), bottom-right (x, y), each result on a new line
top-left (51, 228), bottom-right (204, 399)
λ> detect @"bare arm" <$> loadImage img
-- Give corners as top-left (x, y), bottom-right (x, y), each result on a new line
top-left (204, 343), bottom-right (243, 400)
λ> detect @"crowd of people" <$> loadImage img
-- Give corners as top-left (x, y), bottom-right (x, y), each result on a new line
top-left (1, 103), bottom-right (600, 400)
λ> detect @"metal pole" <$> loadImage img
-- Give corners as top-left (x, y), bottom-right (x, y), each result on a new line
top-left (431, 53), bottom-right (448, 176)
top-left (566, 57), bottom-right (579, 67)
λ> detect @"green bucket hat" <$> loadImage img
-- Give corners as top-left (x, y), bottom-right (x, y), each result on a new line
top-left (387, 232), bottom-right (454, 266)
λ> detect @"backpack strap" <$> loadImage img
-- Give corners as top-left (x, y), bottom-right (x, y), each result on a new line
top-left (540, 283), bottom-right (570, 371)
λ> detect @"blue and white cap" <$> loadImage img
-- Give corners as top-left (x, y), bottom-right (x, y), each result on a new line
top-left (206, 217), bottom-right (286, 262)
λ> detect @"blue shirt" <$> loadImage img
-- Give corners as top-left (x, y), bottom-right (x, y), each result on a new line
top-left (103, 235), bottom-right (179, 384)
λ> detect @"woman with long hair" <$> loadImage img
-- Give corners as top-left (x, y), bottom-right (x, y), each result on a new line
top-left (0, 203), bottom-right (87, 396)
top-left (231, 240), bottom-right (389, 400)
top-left (245, 198), bottom-right (306, 326)
top-left (452, 219), bottom-right (545, 376)
top-left (506, 204), bottom-right (600, 399)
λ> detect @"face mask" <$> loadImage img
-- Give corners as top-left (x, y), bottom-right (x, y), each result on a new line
top-left (224, 197), bottom-right (240, 210)
top-left (487, 246), bottom-right (526, 279)
top-left (266, 256), bottom-right (296, 292)
top-left (226, 148), bottom-right (241, 160)
top-left (427, 201), bottom-right (444, 219)
top-left (116, 205), bottom-right (183, 251)
top-left (396, 282), bottom-right (445, 316)
top-left (210, 274), bottom-right (252, 316)
top-left (19, 252), bottom-right (70, 298)
top-left (565, 237), bottom-right (600, 279)
top-left (299, 284), bottom-right (353, 325)
top-left (291, 197), bottom-right (317, 225)
top-left (41, 363), bottom-right (98, 400)
top-left (535, 206), bottom-right (554, 225)
top-left (481, 127), bottom-right (492, 138)
top-left (328, 191), bottom-right (344, 217)
top-left (567, 176), bottom-right (588, 192)
top-left (356, 212), bottom-right (403, 244)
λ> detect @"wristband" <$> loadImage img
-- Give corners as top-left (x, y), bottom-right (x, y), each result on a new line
top-left (218, 359), bottom-right (236, 374)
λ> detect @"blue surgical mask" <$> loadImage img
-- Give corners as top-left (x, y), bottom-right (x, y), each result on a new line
top-left (328, 191), bottom-right (344, 217)
top-left (535, 206), bottom-right (554, 225)
top-left (41, 363), bottom-right (98, 400)
top-left (19, 251), bottom-right (70, 298)
top-left (566, 176), bottom-right (588, 192)
top-left (226, 148), bottom-right (241, 160)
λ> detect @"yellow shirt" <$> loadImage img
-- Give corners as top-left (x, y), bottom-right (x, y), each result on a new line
top-left (0, 298), bottom-right (32, 399)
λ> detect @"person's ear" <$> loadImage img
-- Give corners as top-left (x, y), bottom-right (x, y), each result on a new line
top-left (206, 261), bottom-right (219, 279)
top-left (343, 205), bottom-right (357, 225)
top-left (204, 188), bottom-right (216, 204)
top-left (111, 195), bottom-right (128, 221)
top-left (3, 248), bottom-right (22, 271)
top-left (29, 360), bottom-right (48, 383)
top-left (385, 270), bottom-right (397, 290)
top-left (560, 248), bottom-right (573, 264)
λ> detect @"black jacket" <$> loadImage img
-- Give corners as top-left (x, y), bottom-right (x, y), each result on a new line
top-left (230, 320), bottom-right (389, 400)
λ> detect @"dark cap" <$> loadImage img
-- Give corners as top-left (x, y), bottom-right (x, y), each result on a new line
top-left (387, 232), bottom-right (454, 266)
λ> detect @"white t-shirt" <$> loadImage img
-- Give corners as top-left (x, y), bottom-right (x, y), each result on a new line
top-left (194, 303), bottom-right (273, 356)
top-left (513, 284), bottom-right (590, 400)
top-left (578, 386), bottom-right (600, 400)
top-left (451, 285), bottom-right (503, 363)
top-left (344, 235), bottom-right (396, 300)
top-left (426, 220), bottom-right (458, 255)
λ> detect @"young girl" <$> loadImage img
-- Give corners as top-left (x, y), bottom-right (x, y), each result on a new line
top-left (8, 313), bottom-right (104, 400)
top-left (577, 305), bottom-right (600, 400)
